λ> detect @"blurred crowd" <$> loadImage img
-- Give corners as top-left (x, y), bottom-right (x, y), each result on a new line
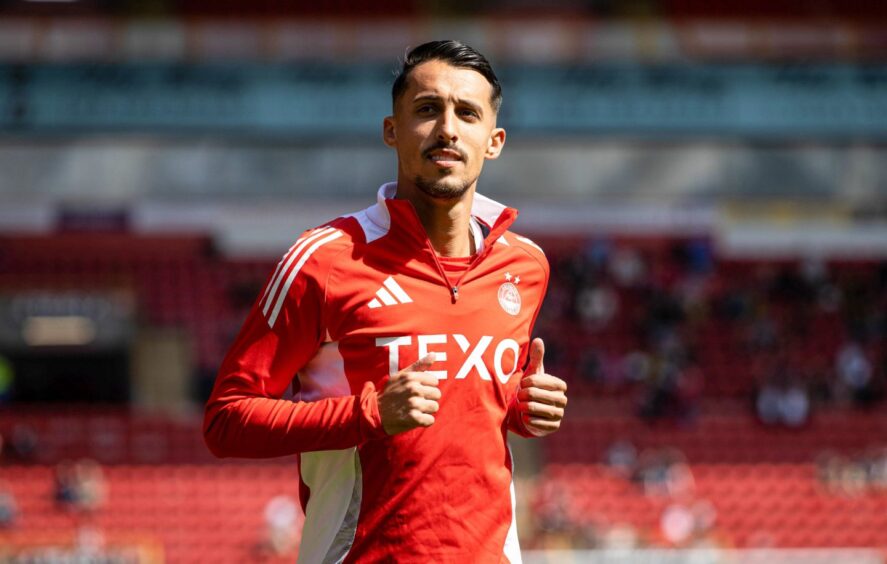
top-left (2, 237), bottom-right (886, 556)
top-left (54, 458), bottom-right (107, 514)
top-left (520, 238), bottom-right (887, 549)
top-left (522, 442), bottom-right (725, 551)
top-left (0, 448), bottom-right (111, 558)
top-left (0, 444), bottom-right (303, 561)
top-left (535, 238), bottom-right (887, 425)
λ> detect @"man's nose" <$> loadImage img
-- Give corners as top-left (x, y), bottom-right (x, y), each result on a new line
top-left (436, 109), bottom-right (458, 142)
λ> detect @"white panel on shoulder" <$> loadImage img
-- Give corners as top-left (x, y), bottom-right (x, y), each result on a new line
top-left (298, 448), bottom-right (362, 564)
top-left (346, 206), bottom-right (389, 243)
top-left (513, 235), bottom-right (545, 254)
top-left (344, 183), bottom-right (394, 243)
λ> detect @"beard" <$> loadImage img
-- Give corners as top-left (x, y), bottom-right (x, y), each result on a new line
top-left (412, 141), bottom-right (474, 200)
top-left (412, 174), bottom-right (475, 201)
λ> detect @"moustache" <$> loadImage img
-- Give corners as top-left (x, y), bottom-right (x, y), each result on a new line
top-left (422, 143), bottom-right (467, 161)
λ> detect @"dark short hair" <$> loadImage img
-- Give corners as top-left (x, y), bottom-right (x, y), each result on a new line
top-left (391, 40), bottom-right (502, 113)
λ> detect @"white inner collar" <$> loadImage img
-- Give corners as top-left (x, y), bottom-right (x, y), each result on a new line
top-left (372, 182), bottom-right (505, 255)
top-left (469, 216), bottom-right (485, 255)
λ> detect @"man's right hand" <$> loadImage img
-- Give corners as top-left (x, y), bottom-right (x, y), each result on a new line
top-left (378, 353), bottom-right (441, 435)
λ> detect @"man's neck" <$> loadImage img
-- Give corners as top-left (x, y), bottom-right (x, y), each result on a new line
top-left (395, 181), bottom-right (475, 258)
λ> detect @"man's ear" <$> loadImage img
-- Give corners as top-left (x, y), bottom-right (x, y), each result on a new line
top-left (383, 116), bottom-right (397, 148)
top-left (485, 127), bottom-right (506, 160)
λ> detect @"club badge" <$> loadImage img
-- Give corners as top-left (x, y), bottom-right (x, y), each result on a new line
top-left (498, 272), bottom-right (521, 316)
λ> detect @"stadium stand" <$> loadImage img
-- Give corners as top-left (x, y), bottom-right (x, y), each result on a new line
top-left (3, 232), bottom-right (883, 403)
top-left (0, 0), bottom-right (885, 560)
top-left (1, 407), bottom-right (885, 558)
top-left (1, 460), bottom-right (301, 562)
top-left (1, 232), bottom-right (885, 558)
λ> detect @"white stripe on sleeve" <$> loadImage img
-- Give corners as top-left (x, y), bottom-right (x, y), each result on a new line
top-left (260, 230), bottom-right (314, 305)
top-left (262, 227), bottom-right (334, 317)
top-left (267, 230), bottom-right (344, 328)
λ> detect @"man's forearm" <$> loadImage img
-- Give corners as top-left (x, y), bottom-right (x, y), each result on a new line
top-left (203, 382), bottom-right (386, 458)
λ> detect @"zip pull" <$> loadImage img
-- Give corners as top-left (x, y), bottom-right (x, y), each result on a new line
top-left (451, 286), bottom-right (459, 302)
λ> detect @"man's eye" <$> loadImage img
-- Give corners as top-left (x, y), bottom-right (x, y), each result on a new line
top-left (417, 105), bottom-right (435, 114)
top-left (459, 109), bottom-right (479, 119)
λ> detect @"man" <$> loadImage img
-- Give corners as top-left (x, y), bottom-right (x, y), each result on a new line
top-left (204, 40), bottom-right (568, 563)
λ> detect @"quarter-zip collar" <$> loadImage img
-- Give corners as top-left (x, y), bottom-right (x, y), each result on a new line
top-left (364, 182), bottom-right (519, 303)
top-left (367, 182), bottom-right (519, 254)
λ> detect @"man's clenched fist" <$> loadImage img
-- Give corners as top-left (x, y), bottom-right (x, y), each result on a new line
top-left (378, 353), bottom-right (442, 435)
top-left (517, 338), bottom-right (568, 437)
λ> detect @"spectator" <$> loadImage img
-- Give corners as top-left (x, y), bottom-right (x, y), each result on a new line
top-left (604, 439), bottom-right (637, 479)
top-left (633, 448), bottom-right (694, 499)
top-left (8, 424), bottom-right (38, 463)
top-left (780, 380), bottom-right (810, 427)
top-left (575, 284), bottom-right (619, 329)
top-left (755, 375), bottom-right (810, 428)
top-left (659, 502), bottom-right (696, 547)
top-left (622, 350), bottom-right (651, 385)
top-left (577, 348), bottom-right (603, 385)
top-left (610, 247), bottom-right (646, 288)
top-left (73, 459), bottom-right (107, 513)
top-left (55, 459), bottom-right (107, 513)
top-left (746, 313), bottom-right (778, 352)
top-left (835, 342), bottom-right (874, 406)
top-left (637, 346), bottom-right (702, 424)
top-left (260, 494), bottom-right (302, 558)
top-left (54, 460), bottom-right (78, 507)
top-left (658, 498), bottom-right (719, 547)
top-left (0, 480), bottom-right (17, 528)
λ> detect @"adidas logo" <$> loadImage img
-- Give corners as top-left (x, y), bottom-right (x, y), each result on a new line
top-left (368, 276), bottom-right (413, 309)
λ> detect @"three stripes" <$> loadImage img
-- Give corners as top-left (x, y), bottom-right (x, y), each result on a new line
top-left (368, 277), bottom-right (413, 309)
top-left (261, 226), bottom-right (343, 328)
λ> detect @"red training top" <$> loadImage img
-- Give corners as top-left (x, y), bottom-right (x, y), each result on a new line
top-left (204, 183), bottom-right (549, 563)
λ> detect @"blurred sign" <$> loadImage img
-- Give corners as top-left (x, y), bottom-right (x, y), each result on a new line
top-left (716, 201), bottom-right (887, 259)
top-left (57, 208), bottom-right (129, 232)
top-left (505, 64), bottom-right (887, 136)
top-left (0, 63), bottom-right (884, 137)
top-left (0, 18), bottom-right (885, 63)
top-left (6, 63), bottom-right (391, 133)
top-left (0, 290), bottom-right (135, 350)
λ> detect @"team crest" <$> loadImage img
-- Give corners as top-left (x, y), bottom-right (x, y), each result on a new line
top-left (498, 272), bottom-right (521, 316)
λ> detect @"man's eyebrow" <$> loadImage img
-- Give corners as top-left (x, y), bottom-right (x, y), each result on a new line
top-left (411, 94), bottom-right (485, 114)
top-left (411, 94), bottom-right (442, 105)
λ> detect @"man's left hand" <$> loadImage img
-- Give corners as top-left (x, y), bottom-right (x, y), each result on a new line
top-left (518, 338), bottom-right (568, 437)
